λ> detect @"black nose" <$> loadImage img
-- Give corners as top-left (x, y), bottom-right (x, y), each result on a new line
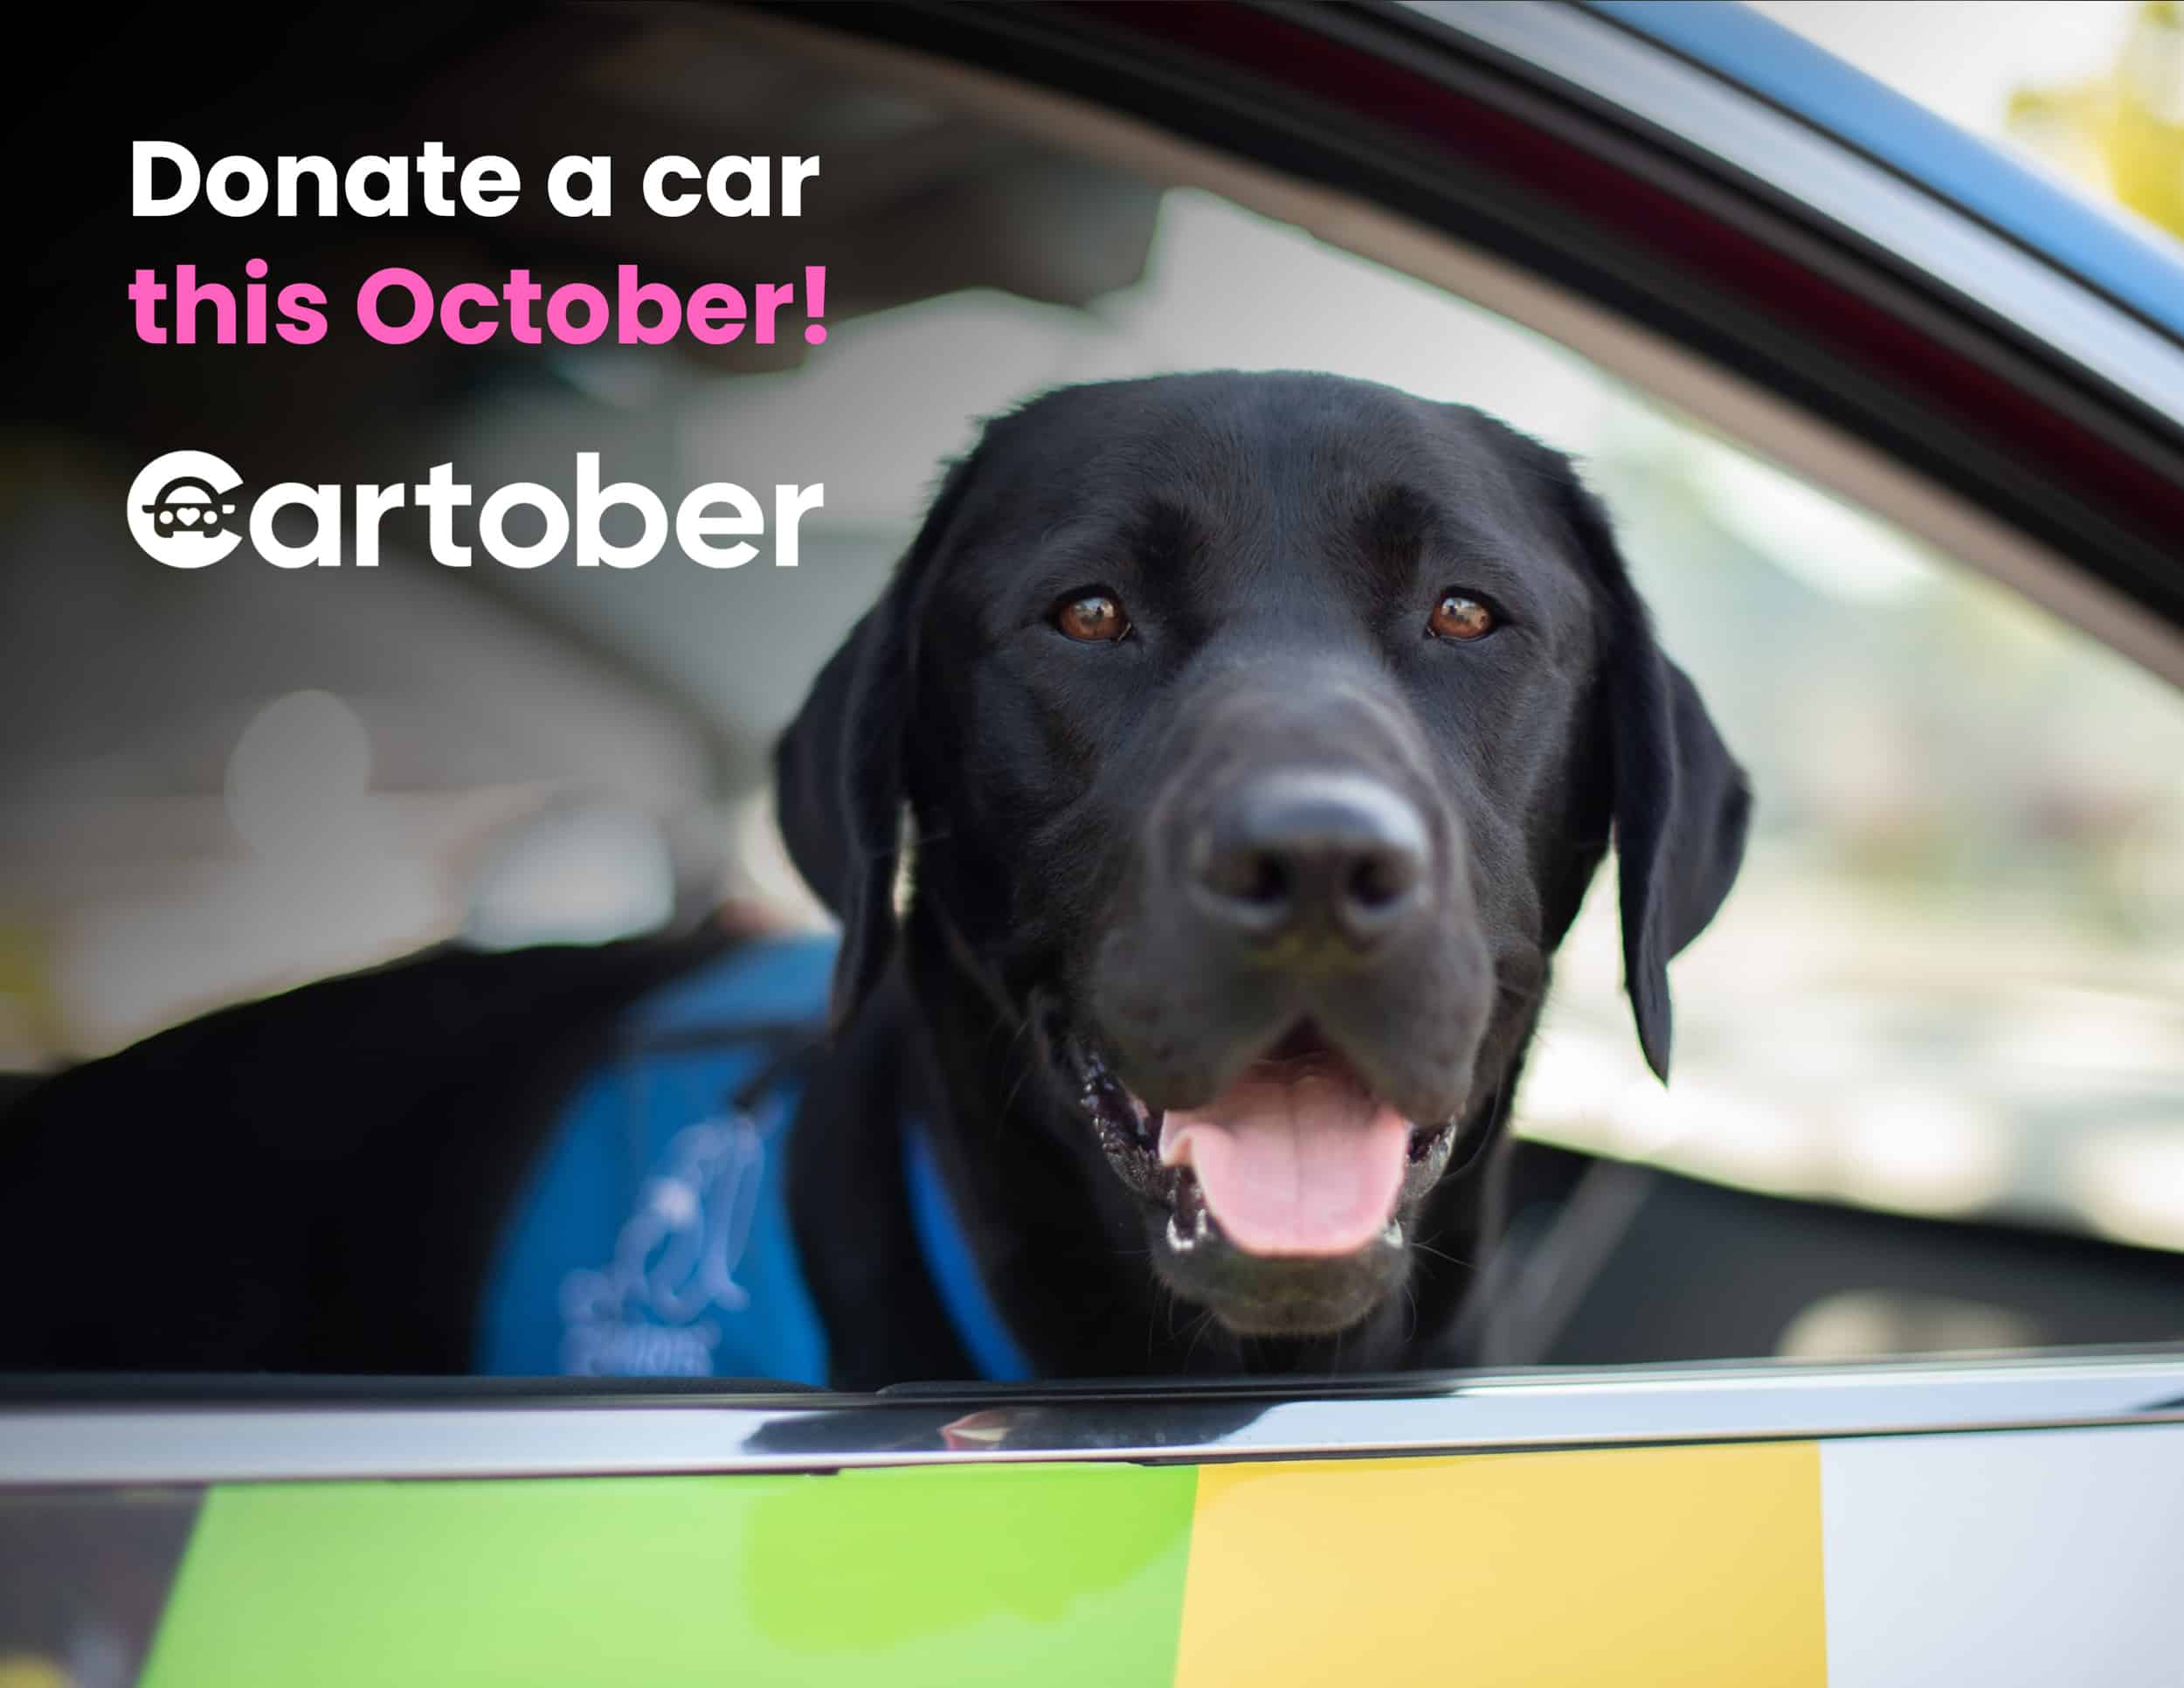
top-left (1190, 771), bottom-right (1432, 954)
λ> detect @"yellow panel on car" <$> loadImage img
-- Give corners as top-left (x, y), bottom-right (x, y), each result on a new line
top-left (1175, 1440), bottom-right (1825, 1688)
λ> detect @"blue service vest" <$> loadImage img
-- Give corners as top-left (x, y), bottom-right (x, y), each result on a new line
top-left (475, 933), bottom-right (1033, 1385)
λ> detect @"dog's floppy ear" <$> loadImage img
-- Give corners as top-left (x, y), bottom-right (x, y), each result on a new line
top-left (774, 456), bottom-right (979, 1032)
top-left (1560, 474), bottom-right (1752, 1083)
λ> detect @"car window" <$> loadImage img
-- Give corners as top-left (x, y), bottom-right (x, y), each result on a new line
top-left (3, 4), bottom-right (2181, 1374)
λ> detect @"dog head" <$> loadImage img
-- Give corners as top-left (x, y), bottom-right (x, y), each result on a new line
top-left (778, 372), bottom-right (1748, 1341)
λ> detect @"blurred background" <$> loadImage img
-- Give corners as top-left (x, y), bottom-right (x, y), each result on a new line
top-left (3, 1), bottom-right (2181, 1359)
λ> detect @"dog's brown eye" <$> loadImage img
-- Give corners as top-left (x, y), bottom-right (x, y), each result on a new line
top-left (1055, 591), bottom-right (1130, 643)
top-left (1427, 591), bottom-right (1496, 641)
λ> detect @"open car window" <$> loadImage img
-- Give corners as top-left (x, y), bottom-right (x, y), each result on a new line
top-left (3, 2), bottom-right (2183, 1388)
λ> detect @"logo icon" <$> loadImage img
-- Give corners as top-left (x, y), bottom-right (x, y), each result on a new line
top-left (128, 450), bottom-right (244, 567)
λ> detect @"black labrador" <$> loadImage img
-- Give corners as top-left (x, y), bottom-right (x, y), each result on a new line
top-left (777, 370), bottom-right (1749, 1382)
top-left (0, 370), bottom-right (1745, 1386)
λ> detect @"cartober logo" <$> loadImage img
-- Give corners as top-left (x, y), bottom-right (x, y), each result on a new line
top-left (119, 449), bottom-right (821, 570)
top-left (128, 449), bottom-right (243, 567)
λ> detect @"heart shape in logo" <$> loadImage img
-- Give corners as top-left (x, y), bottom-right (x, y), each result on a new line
top-left (176, 507), bottom-right (201, 526)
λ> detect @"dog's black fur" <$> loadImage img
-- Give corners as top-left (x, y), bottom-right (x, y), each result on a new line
top-left (0, 371), bottom-right (1746, 1386)
top-left (779, 371), bottom-right (1749, 1385)
top-left (0, 932), bottom-right (735, 1373)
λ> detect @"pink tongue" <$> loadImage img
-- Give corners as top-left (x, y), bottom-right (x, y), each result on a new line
top-left (1159, 1072), bottom-right (1411, 1257)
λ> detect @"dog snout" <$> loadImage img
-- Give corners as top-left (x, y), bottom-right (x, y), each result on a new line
top-left (1188, 770), bottom-right (1432, 958)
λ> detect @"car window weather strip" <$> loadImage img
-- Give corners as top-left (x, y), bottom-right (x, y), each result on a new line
top-left (1396, 0), bottom-right (2184, 433)
top-left (1586, 0), bottom-right (2184, 349)
top-left (7, 1352), bottom-right (2184, 1484)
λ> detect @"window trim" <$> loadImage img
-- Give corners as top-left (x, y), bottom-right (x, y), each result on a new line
top-left (7, 1349), bottom-right (2184, 1483)
top-left (741, 3), bottom-right (2184, 685)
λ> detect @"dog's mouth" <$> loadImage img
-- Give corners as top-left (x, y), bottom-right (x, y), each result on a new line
top-left (1065, 1022), bottom-right (1462, 1260)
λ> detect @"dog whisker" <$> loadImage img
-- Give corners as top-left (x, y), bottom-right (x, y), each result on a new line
top-left (1182, 1307), bottom-right (1220, 1368)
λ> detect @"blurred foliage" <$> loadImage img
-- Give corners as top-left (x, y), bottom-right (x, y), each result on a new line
top-left (0, 924), bottom-right (65, 1070)
top-left (2008, 1), bottom-right (2184, 238)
